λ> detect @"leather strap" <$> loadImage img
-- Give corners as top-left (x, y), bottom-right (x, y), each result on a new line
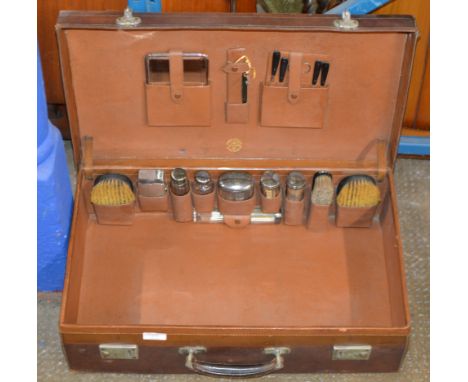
top-left (288, 52), bottom-right (303, 104)
top-left (169, 50), bottom-right (184, 103)
top-left (224, 48), bottom-right (247, 105)
top-left (224, 215), bottom-right (250, 228)
top-left (222, 61), bottom-right (250, 75)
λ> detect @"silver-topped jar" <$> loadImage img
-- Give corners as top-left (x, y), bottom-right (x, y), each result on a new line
top-left (193, 170), bottom-right (214, 195)
top-left (286, 171), bottom-right (306, 201)
top-left (170, 168), bottom-right (190, 196)
top-left (260, 171), bottom-right (281, 198)
top-left (218, 172), bottom-right (254, 201)
top-left (138, 169), bottom-right (167, 197)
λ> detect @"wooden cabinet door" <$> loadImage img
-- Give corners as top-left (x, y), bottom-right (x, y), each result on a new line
top-left (375, 0), bottom-right (430, 131)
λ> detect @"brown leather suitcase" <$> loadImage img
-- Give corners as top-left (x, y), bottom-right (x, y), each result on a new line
top-left (57, 10), bottom-right (417, 378)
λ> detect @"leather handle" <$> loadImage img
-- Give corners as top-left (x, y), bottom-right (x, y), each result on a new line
top-left (180, 347), bottom-right (290, 378)
top-left (288, 52), bottom-right (303, 104)
top-left (169, 50), bottom-right (184, 103)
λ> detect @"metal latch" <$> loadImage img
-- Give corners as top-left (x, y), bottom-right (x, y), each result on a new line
top-left (116, 7), bottom-right (141, 27)
top-left (334, 11), bottom-right (359, 31)
top-left (99, 344), bottom-right (138, 360)
top-left (332, 345), bottom-right (372, 360)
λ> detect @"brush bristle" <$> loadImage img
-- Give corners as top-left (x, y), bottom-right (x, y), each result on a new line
top-left (336, 176), bottom-right (380, 208)
top-left (311, 174), bottom-right (334, 206)
top-left (91, 178), bottom-right (135, 206)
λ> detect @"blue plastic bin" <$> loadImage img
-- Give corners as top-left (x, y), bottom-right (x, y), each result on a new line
top-left (37, 50), bottom-right (73, 291)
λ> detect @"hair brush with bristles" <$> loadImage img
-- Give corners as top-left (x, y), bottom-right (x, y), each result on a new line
top-left (336, 175), bottom-right (380, 208)
top-left (91, 174), bottom-right (135, 206)
top-left (311, 172), bottom-right (334, 206)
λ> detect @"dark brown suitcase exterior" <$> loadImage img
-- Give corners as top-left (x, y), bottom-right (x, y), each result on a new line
top-left (57, 11), bottom-right (416, 377)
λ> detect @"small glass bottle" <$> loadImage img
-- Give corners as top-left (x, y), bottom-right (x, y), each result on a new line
top-left (193, 170), bottom-right (214, 195)
top-left (286, 171), bottom-right (306, 201)
top-left (260, 171), bottom-right (281, 199)
top-left (170, 168), bottom-right (190, 196)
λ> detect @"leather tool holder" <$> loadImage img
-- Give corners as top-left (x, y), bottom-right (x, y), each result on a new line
top-left (335, 205), bottom-right (379, 228)
top-left (145, 50), bottom-right (211, 126)
top-left (307, 204), bottom-right (332, 231)
top-left (92, 202), bottom-right (136, 226)
top-left (261, 52), bottom-right (329, 128)
top-left (138, 193), bottom-right (169, 212)
top-left (57, 11), bottom-right (418, 377)
top-left (284, 185), bottom-right (310, 226)
top-left (260, 191), bottom-right (282, 213)
top-left (90, 173), bottom-right (136, 225)
top-left (284, 198), bottom-right (305, 226)
top-left (223, 48), bottom-right (250, 123)
top-left (192, 187), bottom-right (216, 213)
top-left (217, 190), bottom-right (257, 228)
top-left (334, 178), bottom-right (387, 228)
top-left (137, 180), bottom-right (169, 212)
top-left (170, 190), bottom-right (194, 222)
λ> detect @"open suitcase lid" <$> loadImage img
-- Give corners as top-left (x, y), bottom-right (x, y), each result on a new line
top-left (56, 11), bottom-right (417, 171)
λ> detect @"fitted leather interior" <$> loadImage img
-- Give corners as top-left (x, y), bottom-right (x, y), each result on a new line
top-left (63, 29), bottom-right (407, 165)
top-left (62, 171), bottom-right (406, 329)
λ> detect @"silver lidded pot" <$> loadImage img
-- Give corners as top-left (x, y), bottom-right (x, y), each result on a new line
top-left (218, 172), bottom-right (254, 201)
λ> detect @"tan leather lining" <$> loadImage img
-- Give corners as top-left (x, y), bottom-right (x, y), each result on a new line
top-left (62, 172), bottom-right (405, 328)
top-left (61, 29), bottom-right (407, 166)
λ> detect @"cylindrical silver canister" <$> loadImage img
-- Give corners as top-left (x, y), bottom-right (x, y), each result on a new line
top-left (286, 171), bottom-right (306, 201)
top-left (260, 171), bottom-right (281, 198)
top-left (170, 168), bottom-right (190, 196)
top-left (218, 172), bottom-right (254, 201)
top-left (193, 170), bottom-right (214, 195)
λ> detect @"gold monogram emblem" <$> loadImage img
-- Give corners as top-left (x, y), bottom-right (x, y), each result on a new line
top-left (226, 138), bottom-right (242, 153)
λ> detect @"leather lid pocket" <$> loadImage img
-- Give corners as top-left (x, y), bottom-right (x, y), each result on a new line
top-left (145, 83), bottom-right (211, 126)
top-left (145, 50), bottom-right (211, 127)
top-left (260, 84), bottom-right (328, 128)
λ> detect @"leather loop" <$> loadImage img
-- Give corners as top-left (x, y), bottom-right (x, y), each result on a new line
top-left (217, 191), bottom-right (256, 216)
top-left (170, 190), bottom-right (193, 222)
top-left (192, 189), bottom-right (216, 213)
top-left (260, 192), bottom-right (282, 213)
top-left (169, 50), bottom-right (184, 103)
top-left (284, 198), bottom-right (305, 226)
top-left (224, 48), bottom-right (250, 123)
top-left (222, 61), bottom-right (250, 74)
top-left (287, 52), bottom-right (303, 104)
top-left (224, 215), bottom-right (250, 228)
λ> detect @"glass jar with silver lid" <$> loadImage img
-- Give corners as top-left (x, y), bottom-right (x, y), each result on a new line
top-left (286, 171), bottom-right (306, 201)
top-left (193, 170), bottom-right (214, 195)
top-left (218, 172), bottom-right (255, 201)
